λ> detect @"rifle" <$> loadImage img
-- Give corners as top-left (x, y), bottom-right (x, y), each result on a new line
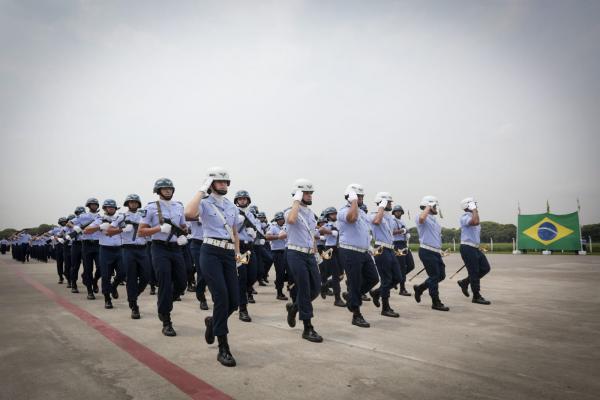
top-left (122, 219), bottom-right (140, 241)
top-left (163, 218), bottom-right (187, 242)
top-left (238, 210), bottom-right (267, 240)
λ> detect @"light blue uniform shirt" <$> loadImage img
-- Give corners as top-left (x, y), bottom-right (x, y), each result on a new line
top-left (237, 208), bottom-right (260, 243)
top-left (18, 234), bottom-right (31, 244)
top-left (392, 217), bottom-right (407, 241)
top-left (460, 212), bottom-right (481, 245)
top-left (285, 206), bottom-right (316, 249)
top-left (198, 195), bottom-right (240, 240)
top-left (368, 212), bottom-right (394, 245)
top-left (415, 214), bottom-right (442, 249)
top-left (337, 203), bottom-right (371, 249)
top-left (90, 214), bottom-right (121, 247)
top-left (324, 221), bottom-right (339, 247)
top-left (267, 223), bottom-right (287, 250)
top-left (75, 212), bottom-right (101, 240)
top-left (142, 200), bottom-right (186, 243)
top-left (112, 211), bottom-right (146, 245)
top-left (190, 220), bottom-right (204, 240)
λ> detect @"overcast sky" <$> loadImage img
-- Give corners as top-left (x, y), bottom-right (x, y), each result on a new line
top-left (1, 0), bottom-right (599, 230)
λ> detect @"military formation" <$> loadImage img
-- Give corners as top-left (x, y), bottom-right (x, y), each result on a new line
top-left (2, 167), bottom-right (492, 367)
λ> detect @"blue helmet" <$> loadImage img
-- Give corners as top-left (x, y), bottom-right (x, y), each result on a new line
top-left (234, 190), bottom-right (251, 205)
top-left (257, 211), bottom-right (266, 219)
top-left (58, 217), bottom-right (67, 225)
top-left (85, 198), bottom-right (99, 207)
top-left (123, 194), bottom-right (142, 207)
top-left (102, 199), bottom-right (118, 209)
top-left (273, 211), bottom-right (285, 221)
top-left (392, 205), bottom-right (404, 214)
top-left (153, 178), bottom-right (174, 194)
top-left (74, 206), bottom-right (85, 215)
top-left (323, 207), bottom-right (337, 217)
top-left (67, 214), bottom-right (76, 221)
top-left (248, 205), bottom-right (259, 215)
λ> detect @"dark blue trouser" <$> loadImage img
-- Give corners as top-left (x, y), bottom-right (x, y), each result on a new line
top-left (321, 246), bottom-right (343, 294)
top-left (146, 242), bottom-right (157, 287)
top-left (190, 240), bottom-right (207, 301)
top-left (272, 250), bottom-right (288, 291)
top-left (238, 242), bottom-right (255, 305)
top-left (63, 244), bottom-right (72, 283)
top-left (338, 248), bottom-right (380, 311)
top-left (99, 246), bottom-right (124, 295)
top-left (394, 240), bottom-right (415, 283)
top-left (373, 247), bottom-right (402, 298)
top-left (286, 249), bottom-right (321, 320)
top-left (151, 242), bottom-right (187, 315)
top-left (82, 241), bottom-right (101, 291)
top-left (122, 246), bottom-right (150, 303)
top-left (418, 248), bottom-right (446, 297)
top-left (255, 244), bottom-right (273, 281)
top-left (55, 243), bottom-right (64, 279)
top-left (182, 243), bottom-right (194, 285)
top-left (70, 241), bottom-right (82, 285)
top-left (200, 244), bottom-right (239, 337)
top-left (459, 245), bottom-right (491, 295)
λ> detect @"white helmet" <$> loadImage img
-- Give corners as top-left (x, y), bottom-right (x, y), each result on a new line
top-left (374, 191), bottom-right (393, 204)
top-left (344, 183), bottom-right (365, 196)
top-left (420, 195), bottom-right (438, 208)
top-left (291, 178), bottom-right (314, 194)
top-left (461, 197), bottom-right (477, 210)
top-left (207, 166), bottom-right (230, 183)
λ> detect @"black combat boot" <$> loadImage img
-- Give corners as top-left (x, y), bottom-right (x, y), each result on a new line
top-left (159, 313), bottom-right (176, 336)
top-left (370, 289), bottom-right (381, 308)
top-left (381, 297), bottom-right (400, 318)
top-left (413, 283), bottom-right (426, 303)
top-left (352, 310), bottom-right (370, 328)
top-left (276, 290), bottom-right (288, 301)
top-left (239, 305), bottom-right (251, 322)
top-left (302, 319), bottom-right (323, 343)
top-left (130, 302), bottom-right (140, 319)
top-left (104, 293), bottom-right (113, 309)
top-left (399, 282), bottom-right (411, 296)
top-left (457, 278), bottom-right (470, 297)
top-left (217, 336), bottom-right (236, 367)
top-left (286, 302), bottom-right (298, 328)
top-left (204, 316), bottom-right (215, 344)
top-left (333, 293), bottom-right (346, 307)
top-left (431, 295), bottom-right (450, 311)
top-left (472, 292), bottom-right (491, 305)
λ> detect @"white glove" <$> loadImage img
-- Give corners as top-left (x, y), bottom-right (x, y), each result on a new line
top-left (258, 239), bottom-right (265, 245)
top-left (293, 190), bottom-right (303, 202)
top-left (347, 190), bottom-right (358, 202)
top-left (100, 222), bottom-right (110, 231)
top-left (468, 201), bottom-right (477, 211)
top-left (246, 227), bottom-right (256, 239)
top-left (331, 230), bottom-right (339, 237)
top-left (406, 233), bottom-right (411, 240)
top-left (122, 224), bottom-right (134, 232)
top-left (57, 238), bottom-right (64, 244)
top-left (428, 201), bottom-right (437, 208)
top-left (177, 235), bottom-right (188, 246)
top-left (319, 236), bottom-right (325, 241)
top-left (199, 177), bottom-right (213, 193)
top-left (73, 226), bottom-right (82, 233)
top-left (379, 199), bottom-right (388, 209)
top-left (160, 224), bottom-right (172, 234)
top-left (278, 231), bottom-right (287, 239)
top-left (237, 214), bottom-right (246, 224)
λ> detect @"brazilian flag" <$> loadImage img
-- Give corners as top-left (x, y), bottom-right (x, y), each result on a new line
top-left (517, 212), bottom-right (581, 251)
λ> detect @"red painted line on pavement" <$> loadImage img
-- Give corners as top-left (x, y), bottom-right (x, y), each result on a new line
top-left (12, 267), bottom-right (232, 400)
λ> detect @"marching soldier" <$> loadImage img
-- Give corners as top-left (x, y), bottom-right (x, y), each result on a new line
top-left (233, 190), bottom-right (258, 321)
top-left (337, 183), bottom-right (380, 328)
top-left (368, 192), bottom-right (401, 318)
top-left (139, 178), bottom-right (188, 337)
top-left (85, 199), bottom-right (123, 309)
top-left (285, 178), bottom-right (323, 343)
top-left (185, 166), bottom-right (241, 367)
top-left (414, 195), bottom-right (449, 311)
top-left (69, 200), bottom-right (102, 298)
top-left (265, 212), bottom-right (289, 300)
top-left (392, 205), bottom-right (414, 296)
top-left (108, 194), bottom-right (151, 318)
top-left (50, 217), bottom-right (68, 283)
top-left (458, 197), bottom-right (491, 305)
top-left (62, 214), bottom-right (76, 288)
top-left (319, 207), bottom-right (346, 307)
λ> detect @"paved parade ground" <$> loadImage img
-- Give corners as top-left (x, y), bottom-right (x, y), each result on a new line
top-left (1, 253), bottom-right (599, 400)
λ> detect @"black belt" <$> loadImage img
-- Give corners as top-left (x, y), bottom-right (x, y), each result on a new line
top-left (82, 240), bottom-right (99, 245)
top-left (152, 240), bottom-right (180, 249)
top-left (100, 245), bottom-right (121, 249)
top-left (122, 244), bottom-right (146, 249)
top-left (191, 239), bottom-right (204, 244)
top-left (271, 249), bottom-right (285, 253)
